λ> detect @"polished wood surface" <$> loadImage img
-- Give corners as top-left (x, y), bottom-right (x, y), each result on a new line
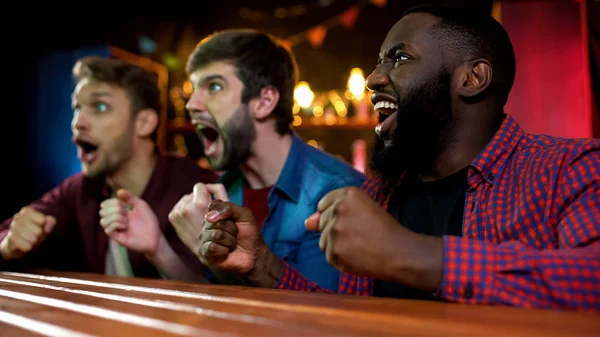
top-left (0, 271), bottom-right (597, 336)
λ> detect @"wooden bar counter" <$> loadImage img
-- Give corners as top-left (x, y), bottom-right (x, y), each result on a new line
top-left (0, 271), bottom-right (597, 336)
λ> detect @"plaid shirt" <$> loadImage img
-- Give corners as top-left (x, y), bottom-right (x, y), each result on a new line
top-left (276, 114), bottom-right (600, 311)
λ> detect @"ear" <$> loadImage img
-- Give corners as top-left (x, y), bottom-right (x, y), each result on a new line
top-left (456, 59), bottom-right (492, 98)
top-left (134, 109), bottom-right (159, 138)
top-left (248, 86), bottom-right (280, 120)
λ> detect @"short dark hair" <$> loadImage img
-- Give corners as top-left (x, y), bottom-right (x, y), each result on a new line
top-left (73, 56), bottom-right (161, 141)
top-left (186, 29), bottom-right (298, 135)
top-left (404, 4), bottom-right (516, 105)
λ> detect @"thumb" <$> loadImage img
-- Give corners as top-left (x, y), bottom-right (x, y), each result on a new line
top-left (44, 215), bottom-right (57, 234)
top-left (305, 212), bottom-right (320, 231)
top-left (206, 200), bottom-right (255, 224)
top-left (117, 189), bottom-right (141, 207)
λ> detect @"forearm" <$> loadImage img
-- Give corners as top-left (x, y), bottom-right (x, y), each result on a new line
top-left (441, 236), bottom-right (600, 311)
top-left (146, 236), bottom-right (209, 283)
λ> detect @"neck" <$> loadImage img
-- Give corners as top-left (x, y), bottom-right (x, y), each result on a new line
top-left (106, 144), bottom-right (157, 196)
top-left (240, 130), bottom-right (293, 189)
top-left (417, 108), bottom-right (503, 182)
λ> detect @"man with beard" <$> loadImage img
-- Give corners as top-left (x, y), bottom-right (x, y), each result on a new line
top-left (0, 56), bottom-right (217, 282)
top-left (111, 30), bottom-right (365, 290)
top-left (203, 5), bottom-right (600, 310)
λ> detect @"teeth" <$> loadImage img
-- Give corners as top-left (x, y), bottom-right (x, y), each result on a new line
top-left (374, 101), bottom-right (397, 111)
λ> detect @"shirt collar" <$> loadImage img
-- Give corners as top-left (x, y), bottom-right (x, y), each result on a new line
top-left (218, 132), bottom-right (304, 202)
top-left (467, 114), bottom-right (523, 189)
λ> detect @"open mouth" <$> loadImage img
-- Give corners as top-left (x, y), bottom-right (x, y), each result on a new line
top-left (373, 100), bottom-right (398, 137)
top-left (194, 123), bottom-right (220, 156)
top-left (75, 139), bottom-right (99, 164)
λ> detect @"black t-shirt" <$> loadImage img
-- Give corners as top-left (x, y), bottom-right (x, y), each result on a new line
top-left (373, 167), bottom-right (468, 300)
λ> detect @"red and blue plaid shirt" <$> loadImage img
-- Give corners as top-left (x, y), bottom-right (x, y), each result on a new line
top-left (276, 114), bottom-right (600, 311)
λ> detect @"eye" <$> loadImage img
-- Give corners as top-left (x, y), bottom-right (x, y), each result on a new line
top-left (208, 82), bottom-right (223, 92)
top-left (73, 106), bottom-right (81, 114)
top-left (394, 54), bottom-right (410, 63)
top-left (95, 102), bottom-right (108, 112)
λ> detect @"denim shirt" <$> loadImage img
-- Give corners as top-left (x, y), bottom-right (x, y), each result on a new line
top-left (218, 133), bottom-right (365, 291)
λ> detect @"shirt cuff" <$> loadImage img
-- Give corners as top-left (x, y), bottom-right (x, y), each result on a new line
top-left (275, 261), bottom-right (301, 290)
top-left (440, 235), bottom-right (496, 304)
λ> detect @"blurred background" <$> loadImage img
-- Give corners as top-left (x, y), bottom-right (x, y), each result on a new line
top-left (1, 0), bottom-right (598, 219)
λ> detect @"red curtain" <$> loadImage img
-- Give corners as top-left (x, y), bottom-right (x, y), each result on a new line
top-left (500, 0), bottom-right (593, 138)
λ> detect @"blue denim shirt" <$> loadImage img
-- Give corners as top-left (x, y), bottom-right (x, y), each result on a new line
top-left (218, 133), bottom-right (365, 291)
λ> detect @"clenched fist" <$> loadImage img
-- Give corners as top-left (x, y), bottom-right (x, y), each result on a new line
top-left (0, 207), bottom-right (56, 260)
top-left (168, 183), bottom-right (228, 260)
top-left (201, 200), bottom-right (283, 288)
top-left (305, 186), bottom-right (444, 292)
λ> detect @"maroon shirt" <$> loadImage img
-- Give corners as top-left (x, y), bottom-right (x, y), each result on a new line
top-left (0, 155), bottom-right (217, 278)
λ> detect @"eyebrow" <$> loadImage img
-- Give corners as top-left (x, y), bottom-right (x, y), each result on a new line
top-left (195, 74), bottom-right (227, 87)
top-left (378, 42), bottom-right (414, 62)
top-left (71, 92), bottom-right (112, 108)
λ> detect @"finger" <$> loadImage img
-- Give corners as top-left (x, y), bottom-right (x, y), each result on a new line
top-left (318, 203), bottom-right (337, 232)
top-left (104, 221), bottom-right (127, 235)
top-left (205, 184), bottom-right (229, 201)
top-left (305, 212), bottom-right (320, 231)
top-left (203, 219), bottom-right (239, 238)
top-left (170, 194), bottom-right (191, 224)
top-left (116, 189), bottom-right (143, 208)
top-left (10, 235), bottom-right (33, 252)
top-left (316, 188), bottom-right (346, 213)
top-left (100, 213), bottom-right (127, 229)
top-left (192, 183), bottom-right (210, 205)
top-left (43, 215), bottom-right (57, 234)
top-left (15, 227), bottom-right (37, 243)
top-left (206, 201), bottom-right (255, 224)
top-left (99, 198), bottom-right (120, 210)
top-left (19, 207), bottom-right (46, 225)
top-left (99, 203), bottom-right (126, 218)
top-left (200, 241), bottom-right (230, 262)
top-left (169, 195), bottom-right (188, 223)
top-left (203, 229), bottom-right (237, 250)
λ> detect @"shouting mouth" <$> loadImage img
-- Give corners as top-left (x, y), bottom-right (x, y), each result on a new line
top-left (373, 98), bottom-right (398, 138)
top-left (74, 138), bottom-right (99, 164)
top-left (194, 123), bottom-right (220, 157)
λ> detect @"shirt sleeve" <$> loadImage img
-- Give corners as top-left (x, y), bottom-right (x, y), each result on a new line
top-left (276, 261), bottom-right (372, 295)
top-left (440, 146), bottom-right (600, 311)
top-left (0, 177), bottom-right (75, 269)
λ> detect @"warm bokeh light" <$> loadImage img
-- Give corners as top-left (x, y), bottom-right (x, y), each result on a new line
top-left (348, 68), bottom-right (365, 99)
top-left (294, 81), bottom-right (314, 108)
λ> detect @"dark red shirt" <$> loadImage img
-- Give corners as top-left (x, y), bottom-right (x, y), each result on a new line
top-left (0, 155), bottom-right (217, 278)
top-left (243, 184), bottom-right (272, 229)
top-left (276, 114), bottom-right (600, 311)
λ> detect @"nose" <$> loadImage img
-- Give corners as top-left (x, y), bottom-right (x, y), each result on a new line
top-left (366, 64), bottom-right (390, 92)
top-left (71, 109), bottom-right (89, 132)
top-left (185, 89), bottom-right (207, 115)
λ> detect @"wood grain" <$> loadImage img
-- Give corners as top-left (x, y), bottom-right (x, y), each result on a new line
top-left (0, 271), bottom-right (597, 337)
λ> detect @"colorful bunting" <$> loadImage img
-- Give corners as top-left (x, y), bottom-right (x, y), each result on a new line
top-left (306, 25), bottom-right (328, 48)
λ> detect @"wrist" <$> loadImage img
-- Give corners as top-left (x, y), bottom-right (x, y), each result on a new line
top-left (144, 234), bottom-right (169, 263)
top-left (245, 245), bottom-right (283, 288)
top-left (388, 231), bottom-right (444, 292)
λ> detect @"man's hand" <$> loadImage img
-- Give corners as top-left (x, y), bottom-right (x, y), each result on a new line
top-left (168, 183), bottom-right (228, 260)
top-left (0, 207), bottom-right (56, 260)
top-left (305, 186), bottom-right (444, 292)
top-left (200, 200), bottom-right (283, 288)
top-left (99, 189), bottom-right (161, 254)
